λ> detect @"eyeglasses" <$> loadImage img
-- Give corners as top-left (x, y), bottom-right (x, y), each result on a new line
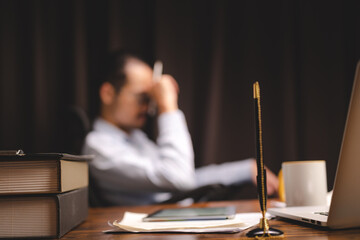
top-left (125, 92), bottom-right (151, 105)
top-left (135, 93), bottom-right (151, 105)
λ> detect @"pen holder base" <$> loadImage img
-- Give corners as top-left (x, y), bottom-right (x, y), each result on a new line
top-left (246, 228), bottom-right (284, 239)
top-left (246, 227), bottom-right (284, 238)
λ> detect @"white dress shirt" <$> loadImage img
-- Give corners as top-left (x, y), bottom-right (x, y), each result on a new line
top-left (83, 110), bottom-right (253, 205)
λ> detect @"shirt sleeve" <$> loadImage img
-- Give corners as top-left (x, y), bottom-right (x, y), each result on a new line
top-left (195, 158), bottom-right (254, 187)
top-left (83, 110), bottom-right (196, 193)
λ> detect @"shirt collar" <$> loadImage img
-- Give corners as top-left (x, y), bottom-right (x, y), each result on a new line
top-left (93, 117), bottom-right (133, 141)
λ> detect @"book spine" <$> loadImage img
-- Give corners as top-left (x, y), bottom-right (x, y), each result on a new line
top-left (57, 187), bottom-right (88, 238)
top-left (57, 160), bottom-right (62, 192)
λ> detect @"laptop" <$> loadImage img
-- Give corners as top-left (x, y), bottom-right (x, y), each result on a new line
top-left (268, 61), bottom-right (360, 229)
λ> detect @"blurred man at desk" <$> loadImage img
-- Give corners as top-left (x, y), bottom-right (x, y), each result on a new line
top-left (82, 52), bottom-right (278, 206)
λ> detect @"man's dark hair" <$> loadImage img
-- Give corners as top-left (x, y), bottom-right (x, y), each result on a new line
top-left (89, 50), bottom-right (149, 120)
top-left (105, 50), bottom-right (147, 92)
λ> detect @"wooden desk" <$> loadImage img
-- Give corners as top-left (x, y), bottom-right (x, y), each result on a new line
top-left (62, 199), bottom-right (360, 239)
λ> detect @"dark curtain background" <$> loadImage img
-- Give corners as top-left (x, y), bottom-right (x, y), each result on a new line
top-left (1, 0), bottom-right (360, 191)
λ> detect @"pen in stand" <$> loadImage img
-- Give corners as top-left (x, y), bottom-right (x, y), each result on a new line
top-left (148, 60), bottom-right (163, 116)
top-left (254, 81), bottom-right (267, 224)
top-left (246, 82), bottom-right (283, 239)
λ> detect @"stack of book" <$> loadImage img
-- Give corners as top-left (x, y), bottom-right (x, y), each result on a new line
top-left (0, 151), bottom-right (91, 238)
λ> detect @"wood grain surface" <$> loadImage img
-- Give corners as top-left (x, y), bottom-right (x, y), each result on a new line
top-left (62, 199), bottom-right (360, 240)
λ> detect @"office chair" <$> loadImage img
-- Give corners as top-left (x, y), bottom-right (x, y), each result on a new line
top-left (63, 106), bottom-right (105, 206)
top-left (64, 106), bottom-right (91, 155)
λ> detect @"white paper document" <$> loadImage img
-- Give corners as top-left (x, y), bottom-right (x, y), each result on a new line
top-left (105, 211), bottom-right (267, 233)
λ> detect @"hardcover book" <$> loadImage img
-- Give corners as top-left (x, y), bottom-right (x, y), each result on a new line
top-left (0, 153), bottom-right (90, 194)
top-left (0, 187), bottom-right (88, 238)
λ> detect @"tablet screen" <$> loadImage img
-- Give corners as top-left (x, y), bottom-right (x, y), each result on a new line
top-left (143, 206), bottom-right (236, 222)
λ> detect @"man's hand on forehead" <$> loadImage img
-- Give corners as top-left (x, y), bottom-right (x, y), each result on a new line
top-left (151, 75), bottom-right (179, 114)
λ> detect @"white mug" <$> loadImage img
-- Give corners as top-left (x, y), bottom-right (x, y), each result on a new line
top-left (282, 160), bottom-right (327, 207)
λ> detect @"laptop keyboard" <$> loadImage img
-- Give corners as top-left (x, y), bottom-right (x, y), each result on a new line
top-left (314, 211), bottom-right (329, 216)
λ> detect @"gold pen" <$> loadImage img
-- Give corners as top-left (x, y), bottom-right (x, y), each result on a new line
top-left (247, 82), bottom-right (283, 238)
top-left (253, 81), bottom-right (268, 229)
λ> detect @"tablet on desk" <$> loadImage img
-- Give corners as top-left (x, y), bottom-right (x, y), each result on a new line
top-left (142, 206), bottom-right (236, 222)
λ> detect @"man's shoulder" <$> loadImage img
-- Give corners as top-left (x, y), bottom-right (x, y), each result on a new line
top-left (84, 128), bottom-right (125, 148)
top-left (132, 129), bottom-right (147, 138)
